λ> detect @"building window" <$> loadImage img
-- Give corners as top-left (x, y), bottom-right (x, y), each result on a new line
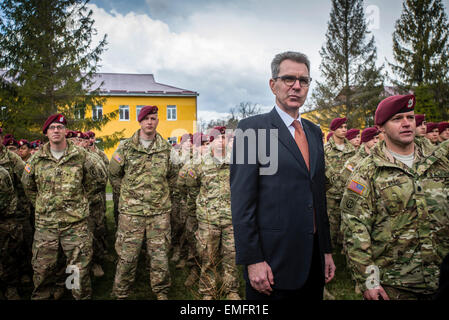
top-left (136, 105), bottom-right (144, 121)
top-left (119, 105), bottom-right (130, 121)
top-left (74, 106), bottom-right (85, 120)
top-left (167, 105), bottom-right (177, 121)
top-left (167, 137), bottom-right (177, 145)
top-left (92, 105), bottom-right (103, 120)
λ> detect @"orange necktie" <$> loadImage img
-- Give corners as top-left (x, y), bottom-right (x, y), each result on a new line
top-left (292, 120), bottom-right (316, 233)
top-left (292, 120), bottom-right (310, 170)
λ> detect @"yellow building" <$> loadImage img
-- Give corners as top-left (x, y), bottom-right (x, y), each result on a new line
top-left (88, 73), bottom-right (198, 158)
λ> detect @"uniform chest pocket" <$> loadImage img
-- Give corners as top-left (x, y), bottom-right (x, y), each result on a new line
top-left (148, 153), bottom-right (168, 176)
top-left (376, 176), bottom-right (412, 213)
top-left (60, 166), bottom-right (83, 193)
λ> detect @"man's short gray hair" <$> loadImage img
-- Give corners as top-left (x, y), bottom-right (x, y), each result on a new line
top-left (271, 51), bottom-right (310, 78)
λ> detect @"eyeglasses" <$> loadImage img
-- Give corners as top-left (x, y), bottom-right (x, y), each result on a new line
top-left (48, 125), bottom-right (65, 131)
top-left (274, 75), bottom-right (312, 87)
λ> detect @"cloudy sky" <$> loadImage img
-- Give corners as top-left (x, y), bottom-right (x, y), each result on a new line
top-left (88, 0), bottom-right (449, 123)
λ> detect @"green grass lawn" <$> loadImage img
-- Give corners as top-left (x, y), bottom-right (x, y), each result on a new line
top-left (18, 200), bottom-right (363, 300)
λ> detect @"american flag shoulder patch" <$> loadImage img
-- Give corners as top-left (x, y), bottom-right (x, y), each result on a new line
top-left (347, 180), bottom-right (366, 195)
top-left (24, 164), bottom-right (32, 173)
top-left (113, 154), bottom-right (123, 164)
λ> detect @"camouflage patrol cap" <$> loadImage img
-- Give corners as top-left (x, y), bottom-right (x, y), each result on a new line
top-left (374, 94), bottom-right (415, 126)
top-left (438, 122), bottom-right (449, 134)
top-left (361, 127), bottom-right (379, 143)
top-left (415, 114), bottom-right (425, 127)
top-left (426, 122), bottom-right (438, 133)
top-left (138, 105), bottom-right (158, 122)
top-left (330, 118), bottom-right (347, 131)
top-left (345, 128), bottom-right (360, 141)
top-left (43, 114), bottom-right (67, 134)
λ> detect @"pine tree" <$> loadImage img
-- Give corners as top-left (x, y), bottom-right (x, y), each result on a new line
top-left (0, 0), bottom-right (120, 142)
top-left (389, 0), bottom-right (449, 121)
top-left (310, 0), bottom-right (384, 130)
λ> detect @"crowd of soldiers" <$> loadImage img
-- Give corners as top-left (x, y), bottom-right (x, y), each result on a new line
top-left (325, 94), bottom-right (449, 300)
top-left (0, 95), bottom-right (448, 300)
top-left (0, 105), bottom-right (240, 300)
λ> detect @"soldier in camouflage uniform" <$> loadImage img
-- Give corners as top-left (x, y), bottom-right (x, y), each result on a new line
top-left (21, 114), bottom-right (107, 300)
top-left (339, 127), bottom-right (379, 191)
top-left (178, 126), bottom-right (240, 300)
top-left (176, 132), bottom-right (210, 287)
top-left (438, 122), bottom-right (449, 144)
top-left (426, 122), bottom-right (440, 146)
top-left (324, 117), bottom-right (356, 248)
top-left (109, 106), bottom-right (177, 300)
top-left (76, 131), bottom-right (109, 278)
top-left (0, 129), bottom-right (31, 299)
top-left (341, 95), bottom-right (449, 300)
top-left (0, 164), bottom-right (21, 300)
top-left (170, 133), bottom-right (193, 267)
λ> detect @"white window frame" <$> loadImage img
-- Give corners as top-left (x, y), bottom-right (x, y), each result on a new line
top-left (119, 105), bottom-right (130, 121)
top-left (92, 105), bottom-right (103, 120)
top-left (136, 105), bottom-right (144, 121)
top-left (167, 105), bottom-right (177, 121)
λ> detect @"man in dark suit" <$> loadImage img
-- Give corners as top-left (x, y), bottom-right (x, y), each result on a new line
top-left (231, 51), bottom-right (335, 300)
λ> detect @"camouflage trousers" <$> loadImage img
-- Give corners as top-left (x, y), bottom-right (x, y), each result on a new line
top-left (89, 193), bottom-right (108, 265)
top-left (15, 214), bottom-right (34, 278)
top-left (183, 212), bottom-right (199, 268)
top-left (195, 222), bottom-right (239, 297)
top-left (31, 219), bottom-right (93, 300)
top-left (170, 191), bottom-right (185, 255)
top-left (112, 212), bottom-right (171, 299)
top-left (327, 197), bottom-right (343, 249)
top-left (383, 285), bottom-right (437, 300)
top-left (0, 217), bottom-right (23, 290)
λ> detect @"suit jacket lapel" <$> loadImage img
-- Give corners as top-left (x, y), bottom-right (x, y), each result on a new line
top-left (269, 108), bottom-right (308, 170)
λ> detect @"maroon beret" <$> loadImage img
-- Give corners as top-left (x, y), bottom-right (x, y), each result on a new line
top-left (361, 127), bottom-right (379, 143)
top-left (65, 130), bottom-right (76, 138)
top-left (3, 137), bottom-right (19, 147)
top-left (426, 122), bottom-right (438, 133)
top-left (180, 133), bottom-right (193, 144)
top-left (0, 128), bottom-right (2, 134)
top-left (4, 134), bottom-right (13, 140)
top-left (208, 126), bottom-right (227, 143)
top-left (330, 118), bottom-right (347, 131)
top-left (43, 114), bottom-right (67, 134)
top-left (18, 139), bottom-right (30, 147)
top-left (85, 131), bottom-right (95, 138)
top-left (375, 94), bottom-right (415, 126)
top-left (193, 132), bottom-right (208, 146)
top-left (30, 140), bottom-right (42, 149)
top-left (74, 131), bottom-right (87, 139)
top-left (415, 114), bottom-right (425, 127)
top-left (438, 122), bottom-right (449, 134)
top-left (345, 128), bottom-right (360, 141)
top-left (326, 132), bottom-right (333, 142)
top-left (138, 105), bottom-right (158, 122)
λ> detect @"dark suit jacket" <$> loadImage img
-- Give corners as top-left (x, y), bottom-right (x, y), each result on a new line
top-left (230, 107), bottom-right (332, 290)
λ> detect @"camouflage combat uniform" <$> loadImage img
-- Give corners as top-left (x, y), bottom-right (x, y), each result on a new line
top-left (178, 151), bottom-right (239, 299)
top-left (324, 137), bottom-right (356, 248)
top-left (340, 138), bottom-right (449, 299)
top-left (86, 150), bottom-right (108, 268)
top-left (0, 144), bottom-right (31, 292)
top-left (339, 146), bottom-right (370, 195)
top-left (109, 130), bottom-right (177, 299)
top-left (0, 165), bottom-right (20, 297)
top-left (21, 140), bottom-right (107, 300)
